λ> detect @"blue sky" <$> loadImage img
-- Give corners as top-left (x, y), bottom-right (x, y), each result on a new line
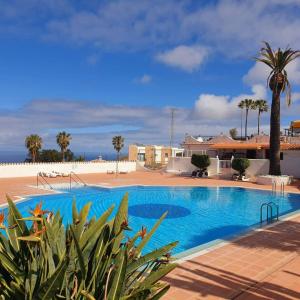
top-left (1, 0), bottom-right (300, 154)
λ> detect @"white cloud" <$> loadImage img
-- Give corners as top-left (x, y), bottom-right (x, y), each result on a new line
top-left (134, 74), bottom-right (152, 84)
top-left (0, 89), bottom-right (270, 152)
top-left (244, 60), bottom-right (300, 86)
top-left (185, 0), bottom-right (300, 57)
top-left (156, 45), bottom-right (208, 72)
top-left (1, 0), bottom-right (300, 58)
top-left (195, 94), bottom-right (232, 119)
top-left (194, 84), bottom-right (267, 123)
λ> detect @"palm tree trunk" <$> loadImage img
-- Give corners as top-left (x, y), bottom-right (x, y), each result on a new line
top-left (245, 109), bottom-right (249, 140)
top-left (269, 91), bottom-right (281, 175)
top-left (240, 110), bottom-right (243, 140)
top-left (62, 149), bottom-right (65, 162)
top-left (32, 150), bottom-right (36, 163)
top-left (258, 111), bottom-right (261, 135)
top-left (116, 151), bottom-right (120, 175)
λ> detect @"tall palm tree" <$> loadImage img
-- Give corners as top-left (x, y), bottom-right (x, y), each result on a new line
top-left (25, 134), bottom-right (42, 162)
top-left (112, 136), bottom-right (124, 174)
top-left (56, 131), bottom-right (72, 162)
top-left (254, 99), bottom-right (268, 135)
top-left (238, 99), bottom-right (256, 140)
top-left (256, 42), bottom-right (300, 175)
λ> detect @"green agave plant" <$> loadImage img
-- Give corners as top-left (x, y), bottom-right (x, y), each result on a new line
top-left (0, 193), bottom-right (178, 299)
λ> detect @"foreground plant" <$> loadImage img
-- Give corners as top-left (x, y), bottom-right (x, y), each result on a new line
top-left (0, 194), bottom-right (177, 299)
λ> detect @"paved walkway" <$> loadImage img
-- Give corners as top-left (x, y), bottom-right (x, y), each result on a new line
top-left (0, 171), bottom-right (299, 299)
top-left (164, 216), bottom-right (300, 299)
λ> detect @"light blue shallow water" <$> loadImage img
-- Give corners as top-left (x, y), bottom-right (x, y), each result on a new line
top-left (5, 186), bottom-right (300, 255)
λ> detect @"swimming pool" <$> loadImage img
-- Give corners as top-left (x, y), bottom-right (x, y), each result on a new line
top-left (6, 185), bottom-right (300, 256)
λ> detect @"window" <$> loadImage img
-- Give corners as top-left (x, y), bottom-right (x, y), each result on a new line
top-left (137, 153), bottom-right (145, 161)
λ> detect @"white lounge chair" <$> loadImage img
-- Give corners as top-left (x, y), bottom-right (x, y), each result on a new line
top-left (53, 171), bottom-right (69, 177)
top-left (41, 171), bottom-right (57, 178)
top-left (107, 170), bottom-right (115, 174)
top-left (119, 170), bottom-right (128, 174)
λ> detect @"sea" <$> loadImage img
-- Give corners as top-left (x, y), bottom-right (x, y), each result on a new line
top-left (0, 151), bottom-right (119, 163)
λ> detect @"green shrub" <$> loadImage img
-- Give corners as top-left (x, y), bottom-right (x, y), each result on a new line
top-left (232, 158), bottom-right (250, 177)
top-left (191, 154), bottom-right (211, 171)
top-left (0, 194), bottom-right (177, 299)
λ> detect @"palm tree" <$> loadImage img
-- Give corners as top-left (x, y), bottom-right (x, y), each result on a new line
top-left (254, 99), bottom-right (268, 135)
top-left (25, 134), bottom-right (42, 162)
top-left (56, 131), bottom-right (72, 162)
top-left (238, 99), bottom-right (256, 140)
top-left (112, 136), bottom-right (124, 174)
top-left (256, 42), bottom-right (300, 175)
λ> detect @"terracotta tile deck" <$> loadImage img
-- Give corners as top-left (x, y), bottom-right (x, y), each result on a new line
top-left (164, 217), bottom-right (300, 299)
top-left (0, 171), bottom-right (300, 299)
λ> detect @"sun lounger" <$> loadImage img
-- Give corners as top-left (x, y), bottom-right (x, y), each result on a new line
top-left (53, 171), bottom-right (70, 177)
top-left (107, 170), bottom-right (115, 174)
top-left (39, 171), bottom-right (57, 178)
top-left (119, 171), bottom-right (128, 174)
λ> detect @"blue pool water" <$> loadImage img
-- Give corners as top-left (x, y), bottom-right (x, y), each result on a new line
top-left (5, 186), bottom-right (300, 256)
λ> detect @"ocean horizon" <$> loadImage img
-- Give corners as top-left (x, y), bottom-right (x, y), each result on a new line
top-left (0, 151), bottom-right (123, 163)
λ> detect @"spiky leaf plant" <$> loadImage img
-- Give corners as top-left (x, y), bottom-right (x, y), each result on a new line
top-left (0, 194), bottom-right (177, 299)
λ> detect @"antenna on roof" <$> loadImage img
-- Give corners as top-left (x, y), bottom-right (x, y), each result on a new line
top-left (170, 108), bottom-right (176, 148)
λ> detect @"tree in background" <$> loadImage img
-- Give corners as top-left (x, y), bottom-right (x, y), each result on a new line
top-left (237, 99), bottom-right (256, 140)
top-left (56, 131), bottom-right (72, 162)
top-left (75, 155), bottom-right (85, 162)
top-left (191, 154), bottom-right (211, 177)
top-left (112, 135), bottom-right (124, 174)
top-left (39, 149), bottom-right (74, 162)
top-left (254, 99), bottom-right (268, 135)
top-left (25, 134), bottom-right (42, 162)
top-left (256, 42), bottom-right (300, 175)
top-left (232, 158), bottom-right (250, 180)
top-left (229, 128), bottom-right (238, 139)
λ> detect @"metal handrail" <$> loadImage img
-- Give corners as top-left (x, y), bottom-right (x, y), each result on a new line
top-left (272, 180), bottom-right (285, 194)
top-left (36, 173), bottom-right (53, 190)
top-left (260, 203), bottom-right (271, 223)
top-left (272, 180), bottom-right (277, 193)
top-left (268, 201), bottom-right (279, 221)
top-left (70, 171), bottom-right (86, 185)
top-left (260, 202), bottom-right (279, 223)
top-left (69, 171), bottom-right (87, 190)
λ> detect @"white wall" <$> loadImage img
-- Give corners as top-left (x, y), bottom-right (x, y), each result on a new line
top-left (245, 153), bottom-right (300, 178)
top-left (246, 159), bottom-right (269, 177)
top-left (166, 154), bottom-right (300, 179)
top-left (166, 157), bottom-right (219, 176)
top-left (282, 151), bottom-right (300, 178)
top-left (0, 161), bottom-right (136, 178)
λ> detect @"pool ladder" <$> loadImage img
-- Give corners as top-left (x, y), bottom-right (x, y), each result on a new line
top-left (272, 180), bottom-right (285, 194)
top-left (37, 173), bottom-right (53, 190)
top-left (260, 201), bottom-right (279, 223)
top-left (69, 171), bottom-right (87, 190)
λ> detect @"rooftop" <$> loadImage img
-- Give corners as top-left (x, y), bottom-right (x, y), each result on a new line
top-left (183, 134), bottom-right (300, 151)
